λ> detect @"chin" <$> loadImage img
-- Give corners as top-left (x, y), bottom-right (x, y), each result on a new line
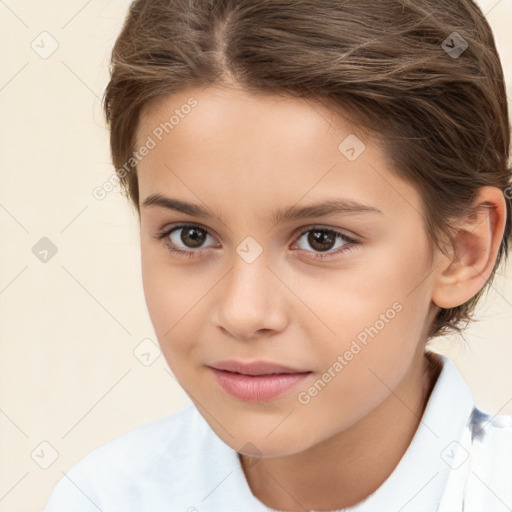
top-left (211, 418), bottom-right (315, 459)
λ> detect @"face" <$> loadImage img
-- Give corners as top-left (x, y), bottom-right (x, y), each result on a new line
top-left (136, 85), bottom-right (439, 458)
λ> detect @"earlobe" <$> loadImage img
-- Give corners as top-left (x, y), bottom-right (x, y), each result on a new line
top-left (431, 186), bottom-right (507, 309)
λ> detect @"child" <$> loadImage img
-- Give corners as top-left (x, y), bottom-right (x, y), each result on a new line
top-left (45, 0), bottom-right (512, 510)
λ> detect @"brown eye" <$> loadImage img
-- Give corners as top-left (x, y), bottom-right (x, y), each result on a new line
top-left (293, 226), bottom-right (359, 260)
top-left (178, 226), bottom-right (208, 248)
top-left (155, 223), bottom-right (218, 257)
top-left (307, 229), bottom-right (337, 252)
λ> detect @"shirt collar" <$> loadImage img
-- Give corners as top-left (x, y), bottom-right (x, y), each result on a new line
top-left (340, 353), bottom-right (475, 511)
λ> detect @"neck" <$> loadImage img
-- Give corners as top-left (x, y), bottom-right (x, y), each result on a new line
top-left (240, 351), bottom-right (442, 511)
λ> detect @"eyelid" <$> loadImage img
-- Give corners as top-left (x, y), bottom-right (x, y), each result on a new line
top-left (293, 223), bottom-right (359, 241)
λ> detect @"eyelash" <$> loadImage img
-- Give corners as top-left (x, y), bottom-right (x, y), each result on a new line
top-left (154, 223), bottom-right (359, 261)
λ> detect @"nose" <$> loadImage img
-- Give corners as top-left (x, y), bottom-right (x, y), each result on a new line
top-left (215, 256), bottom-right (288, 341)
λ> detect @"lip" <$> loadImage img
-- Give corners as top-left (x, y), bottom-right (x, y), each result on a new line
top-left (208, 360), bottom-right (312, 402)
top-left (210, 360), bottom-right (309, 376)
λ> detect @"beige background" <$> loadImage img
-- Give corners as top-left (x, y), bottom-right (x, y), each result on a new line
top-left (0, 1), bottom-right (511, 510)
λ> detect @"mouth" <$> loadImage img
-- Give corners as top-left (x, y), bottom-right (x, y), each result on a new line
top-left (208, 360), bottom-right (312, 402)
top-left (209, 359), bottom-right (311, 376)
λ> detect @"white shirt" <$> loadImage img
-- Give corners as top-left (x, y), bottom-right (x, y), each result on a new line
top-left (44, 355), bottom-right (512, 511)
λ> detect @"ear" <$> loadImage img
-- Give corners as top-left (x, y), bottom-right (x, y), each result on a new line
top-left (431, 186), bottom-right (507, 309)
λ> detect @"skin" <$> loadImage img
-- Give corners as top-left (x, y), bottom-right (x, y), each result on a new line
top-left (134, 84), bottom-right (507, 511)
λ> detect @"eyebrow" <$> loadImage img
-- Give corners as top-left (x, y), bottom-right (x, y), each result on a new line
top-left (142, 194), bottom-right (384, 223)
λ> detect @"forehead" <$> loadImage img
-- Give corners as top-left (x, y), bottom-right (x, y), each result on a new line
top-left (135, 86), bottom-right (423, 223)
top-left (136, 85), bottom-right (365, 148)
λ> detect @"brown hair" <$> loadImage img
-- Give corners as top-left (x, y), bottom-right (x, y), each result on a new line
top-left (103, 0), bottom-right (511, 340)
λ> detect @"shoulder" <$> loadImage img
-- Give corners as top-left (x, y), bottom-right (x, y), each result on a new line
top-left (77, 401), bottom-right (203, 472)
top-left (44, 403), bottom-right (208, 511)
top-left (90, 401), bottom-right (201, 459)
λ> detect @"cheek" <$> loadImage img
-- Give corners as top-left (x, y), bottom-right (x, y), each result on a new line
top-left (141, 249), bottom-right (166, 323)
top-left (320, 241), bottom-right (430, 328)
top-left (141, 248), bottom-right (187, 338)
top-left (295, 302), bottom-right (418, 434)
top-left (140, 248), bottom-right (213, 364)
top-left (317, 300), bottom-right (413, 388)
top-left (309, 250), bottom-right (429, 376)
top-left (299, 261), bottom-right (402, 345)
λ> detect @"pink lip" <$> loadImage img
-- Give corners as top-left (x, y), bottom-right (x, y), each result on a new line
top-left (208, 360), bottom-right (311, 402)
top-left (210, 360), bottom-right (309, 375)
